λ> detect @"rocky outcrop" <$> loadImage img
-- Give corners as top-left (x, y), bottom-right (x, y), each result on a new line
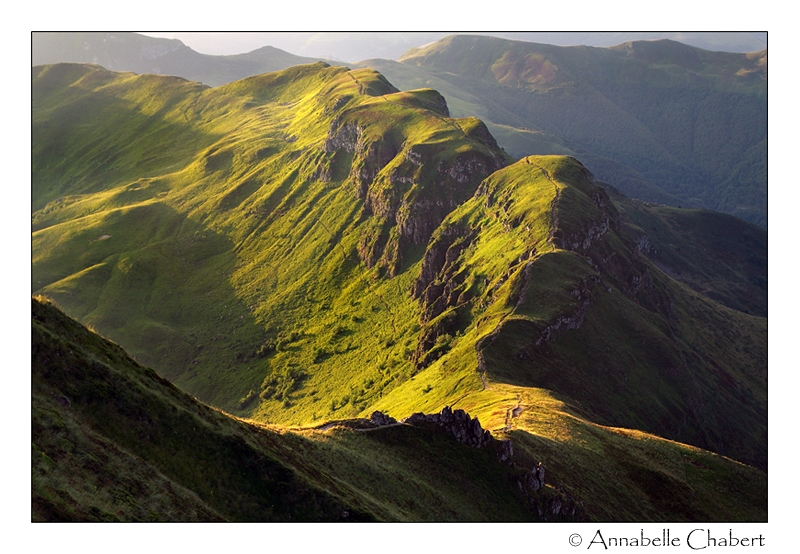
top-left (369, 411), bottom-right (397, 426)
top-left (323, 119), bottom-right (362, 154)
top-left (403, 406), bottom-right (494, 448)
top-left (323, 107), bottom-right (506, 277)
top-left (385, 406), bottom-right (514, 465)
top-left (409, 223), bottom-right (480, 368)
top-left (554, 183), bottom-right (617, 253)
top-left (411, 225), bottom-right (475, 320)
top-left (388, 150), bottom-right (504, 249)
top-left (356, 221), bottom-right (391, 269)
top-left (560, 216), bottom-right (610, 252)
top-left (635, 233), bottom-right (655, 255)
top-left (365, 407), bottom-right (585, 521)
top-left (534, 276), bottom-right (599, 346)
top-left (355, 139), bottom-right (401, 203)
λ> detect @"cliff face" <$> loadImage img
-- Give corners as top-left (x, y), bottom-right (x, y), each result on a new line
top-left (323, 93), bottom-right (507, 276)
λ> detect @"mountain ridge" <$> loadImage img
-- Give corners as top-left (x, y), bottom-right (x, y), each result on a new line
top-left (32, 61), bottom-right (767, 521)
top-left (32, 33), bottom-right (767, 226)
top-left (32, 32), bottom-right (325, 87)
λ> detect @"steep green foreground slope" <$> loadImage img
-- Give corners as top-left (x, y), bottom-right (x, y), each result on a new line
top-left (33, 296), bottom-right (559, 521)
top-left (32, 62), bottom-right (766, 521)
top-left (32, 297), bottom-right (765, 521)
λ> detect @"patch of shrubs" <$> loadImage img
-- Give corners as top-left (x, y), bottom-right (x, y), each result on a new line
top-left (238, 389), bottom-right (259, 409)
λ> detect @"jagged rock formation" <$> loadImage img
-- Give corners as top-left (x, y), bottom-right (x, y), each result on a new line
top-left (403, 406), bottom-right (498, 448)
top-left (370, 406), bottom-right (584, 520)
top-left (411, 225), bottom-right (476, 322)
top-left (370, 407), bottom-right (513, 464)
top-left (533, 276), bottom-right (598, 347)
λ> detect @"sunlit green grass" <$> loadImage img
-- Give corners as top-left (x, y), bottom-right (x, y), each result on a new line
top-left (32, 62), bottom-right (766, 522)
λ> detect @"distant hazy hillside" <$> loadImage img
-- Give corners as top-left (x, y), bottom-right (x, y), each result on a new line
top-left (492, 32), bottom-right (767, 54)
top-left (139, 32), bottom-right (767, 61)
top-left (394, 36), bottom-right (767, 227)
top-left (32, 32), bottom-right (323, 87)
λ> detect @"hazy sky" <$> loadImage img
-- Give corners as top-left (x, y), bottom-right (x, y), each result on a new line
top-left (139, 32), bottom-right (444, 59)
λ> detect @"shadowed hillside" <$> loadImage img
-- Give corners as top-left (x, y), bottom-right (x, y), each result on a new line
top-left (32, 296), bottom-right (765, 522)
top-left (391, 36), bottom-right (766, 226)
top-left (32, 296), bottom-right (573, 522)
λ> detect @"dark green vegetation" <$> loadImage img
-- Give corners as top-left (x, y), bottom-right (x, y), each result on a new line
top-left (32, 296), bottom-right (765, 522)
top-left (32, 62), bottom-right (766, 521)
top-left (32, 296), bottom-right (362, 521)
top-left (33, 296), bottom-right (560, 521)
top-left (384, 35), bottom-right (766, 227)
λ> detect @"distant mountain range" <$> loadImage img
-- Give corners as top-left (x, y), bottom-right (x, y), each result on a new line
top-left (32, 32), bottom-right (767, 227)
top-left (32, 32), bottom-right (323, 87)
top-left (387, 35), bottom-right (767, 226)
top-left (139, 32), bottom-right (767, 59)
top-left (33, 61), bottom-right (766, 521)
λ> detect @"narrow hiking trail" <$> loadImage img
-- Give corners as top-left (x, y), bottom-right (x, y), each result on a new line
top-left (474, 160), bottom-right (561, 392)
top-left (503, 394), bottom-right (524, 432)
top-left (525, 157), bottom-right (561, 251)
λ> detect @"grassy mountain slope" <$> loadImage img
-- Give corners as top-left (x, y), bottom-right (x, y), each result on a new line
top-left (32, 32), bottom-right (323, 87)
top-left (33, 295), bottom-right (765, 522)
top-left (397, 35), bottom-right (767, 226)
top-left (32, 296), bottom-right (365, 521)
top-left (34, 296), bottom-right (569, 521)
top-left (368, 155), bottom-right (765, 470)
top-left (32, 63), bottom-right (766, 520)
top-left (33, 62), bottom-right (508, 417)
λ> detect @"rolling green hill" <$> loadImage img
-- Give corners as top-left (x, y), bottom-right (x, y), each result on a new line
top-left (32, 62), bottom-right (766, 521)
top-left (393, 36), bottom-right (767, 227)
